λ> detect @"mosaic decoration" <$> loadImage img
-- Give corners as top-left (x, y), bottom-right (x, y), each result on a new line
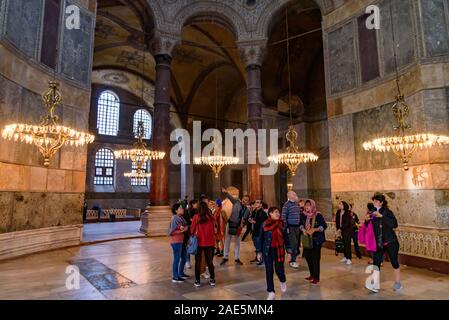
top-left (102, 72), bottom-right (130, 84)
top-left (116, 50), bottom-right (144, 68)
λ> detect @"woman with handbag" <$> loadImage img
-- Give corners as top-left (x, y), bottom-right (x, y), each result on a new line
top-left (257, 207), bottom-right (291, 300)
top-left (300, 199), bottom-right (327, 284)
top-left (168, 203), bottom-right (189, 283)
top-left (364, 193), bottom-right (402, 293)
top-left (190, 201), bottom-right (216, 288)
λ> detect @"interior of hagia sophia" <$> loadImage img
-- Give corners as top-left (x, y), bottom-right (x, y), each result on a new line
top-left (0, 0), bottom-right (448, 300)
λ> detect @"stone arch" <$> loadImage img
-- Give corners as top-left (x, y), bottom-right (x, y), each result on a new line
top-left (256, 0), bottom-right (327, 40)
top-left (172, 2), bottom-right (247, 40)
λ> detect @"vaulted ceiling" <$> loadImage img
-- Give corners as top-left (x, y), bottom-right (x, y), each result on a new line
top-left (92, 0), bottom-right (327, 128)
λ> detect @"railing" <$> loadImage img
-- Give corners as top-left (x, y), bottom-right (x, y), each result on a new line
top-left (325, 222), bottom-right (449, 262)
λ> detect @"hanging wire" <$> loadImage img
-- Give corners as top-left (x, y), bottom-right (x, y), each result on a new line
top-left (389, 0), bottom-right (402, 96)
top-left (285, 6), bottom-right (294, 126)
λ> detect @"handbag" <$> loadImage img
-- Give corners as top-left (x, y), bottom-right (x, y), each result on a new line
top-left (187, 223), bottom-right (199, 255)
top-left (300, 215), bottom-right (316, 249)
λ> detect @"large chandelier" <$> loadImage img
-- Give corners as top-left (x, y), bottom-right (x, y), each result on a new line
top-left (1, 81), bottom-right (95, 166)
top-left (194, 64), bottom-right (239, 178)
top-left (362, 0), bottom-right (449, 171)
top-left (115, 121), bottom-right (164, 178)
top-left (194, 155), bottom-right (239, 178)
top-left (268, 7), bottom-right (318, 177)
top-left (269, 126), bottom-right (318, 176)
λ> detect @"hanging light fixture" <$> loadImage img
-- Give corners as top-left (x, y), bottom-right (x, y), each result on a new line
top-left (1, 81), bottom-right (95, 166)
top-left (362, 0), bottom-right (449, 171)
top-left (194, 63), bottom-right (239, 178)
top-left (115, 29), bottom-right (165, 178)
top-left (116, 121), bottom-right (164, 178)
top-left (268, 7), bottom-right (319, 177)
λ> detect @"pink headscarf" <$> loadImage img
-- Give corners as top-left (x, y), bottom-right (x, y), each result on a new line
top-left (304, 199), bottom-right (318, 228)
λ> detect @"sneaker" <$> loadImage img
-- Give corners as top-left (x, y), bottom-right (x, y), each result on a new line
top-left (186, 262), bottom-right (191, 269)
top-left (340, 258), bottom-right (348, 263)
top-left (209, 279), bottom-right (216, 287)
top-left (289, 262), bottom-right (299, 269)
top-left (235, 259), bottom-right (243, 265)
top-left (180, 274), bottom-right (190, 279)
top-left (256, 261), bottom-right (264, 267)
top-left (365, 282), bottom-right (379, 293)
top-left (393, 282), bottom-right (403, 292)
top-left (281, 282), bottom-right (287, 293)
top-left (310, 278), bottom-right (320, 285)
top-left (305, 276), bottom-right (313, 281)
top-left (346, 259), bottom-right (352, 265)
top-left (267, 292), bottom-right (276, 300)
top-left (201, 271), bottom-right (210, 279)
top-left (220, 259), bottom-right (228, 266)
top-left (194, 280), bottom-right (201, 288)
top-left (172, 278), bottom-right (184, 283)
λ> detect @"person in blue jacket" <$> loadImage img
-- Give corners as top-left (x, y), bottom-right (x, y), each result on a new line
top-left (257, 207), bottom-right (291, 300)
top-left (300, 199), bottom-right (327, 285)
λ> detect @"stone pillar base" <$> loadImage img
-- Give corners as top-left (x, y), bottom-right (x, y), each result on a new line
top-left (139, 205), bottom-right (172, 237)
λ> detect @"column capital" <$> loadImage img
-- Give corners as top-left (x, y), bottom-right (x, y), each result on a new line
top-left (150, 31), bottom-right (181, 57)
top-left (237, 39), bottom-right (268, 68)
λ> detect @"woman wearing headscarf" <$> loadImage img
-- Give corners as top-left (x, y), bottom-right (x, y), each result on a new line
top-left (168, 203), bottom-right (189, 283)
top-left (257, 207), bottom-right (291, 300)
top-left (300, 199), bottom-right (327, 284)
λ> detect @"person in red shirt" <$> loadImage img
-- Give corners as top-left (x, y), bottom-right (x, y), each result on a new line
top-left (190, 201), bottom-right (216, 288)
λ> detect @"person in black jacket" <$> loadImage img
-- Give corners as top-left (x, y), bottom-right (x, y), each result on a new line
top-left (300, 199), bottom-right (327, 284)
top-left (349, 204), bottom-right (362, 259)
top-left (335, 201), bottom-right (354, 265)
top-left (365, 193), bottom-right (402, 293)
top-left (249, 200), bottom-right (267, 263)
top-left (257, 207), bottom-right (291, 300)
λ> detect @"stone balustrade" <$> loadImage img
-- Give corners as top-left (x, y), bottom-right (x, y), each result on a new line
top-left (325, 222), bottom-right (449, 262)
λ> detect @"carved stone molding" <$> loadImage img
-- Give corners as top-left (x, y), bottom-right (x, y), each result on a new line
top-left (150, 31), bottom-right (181, 57)
top-left (325, 222), bottom-right (449, 262)
top-left (237, 40), bottom-right (267, 67)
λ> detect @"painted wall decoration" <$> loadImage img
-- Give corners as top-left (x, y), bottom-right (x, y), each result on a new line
top-left (60, 0), bottom-right (95, 86)
top-left (3, 0), bottom-right (43, 59)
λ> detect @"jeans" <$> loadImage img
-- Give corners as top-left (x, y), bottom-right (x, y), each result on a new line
top-left (171, 243), bottom-right (187, 279)
top-left (224, 224), bottom-right (241, 260)
top-left (303, 244), bottom-right (322, 280)
top-left (252, 235), bottom-right (260, 256)
top-left (195, 246), bottom-right (215, 281)
top-left (263, 247), bottom-right (286, 293)
top-left (287, 226), bottom-right (300, 262)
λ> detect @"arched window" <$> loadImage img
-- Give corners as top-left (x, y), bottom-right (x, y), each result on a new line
top-left (130, 161), bottom-right (149, 187)
top-left (133, 109), bottom-right (152, 139)
top-left (97, 91), bottom-right (120, 136)
top-left (94, 148), bottom-right (115, 185)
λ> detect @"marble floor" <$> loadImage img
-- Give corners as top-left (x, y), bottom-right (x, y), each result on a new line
top-left (82, 221), bottom-right (144, 243)
top-left (0, 237), bottom-right (448, 300)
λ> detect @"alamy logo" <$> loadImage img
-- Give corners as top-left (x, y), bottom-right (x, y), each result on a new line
top-left (65, 265), bottom-right (80, 290)
top-left (365, 5), bottom-right (381, 30)
top-left (65, 5), bottom-right (80, 30)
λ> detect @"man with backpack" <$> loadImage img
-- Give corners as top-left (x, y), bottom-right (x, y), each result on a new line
top-left (220, 187), bottom-right (250, 266)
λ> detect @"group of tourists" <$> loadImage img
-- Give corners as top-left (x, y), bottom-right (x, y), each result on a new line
top-left (168, 188), bottom-right (402, 299)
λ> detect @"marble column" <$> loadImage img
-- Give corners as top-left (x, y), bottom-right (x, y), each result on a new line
top-left (239, 42), bottom-right (266, 201)
top-left (140, 34), bottom-right (179, 236)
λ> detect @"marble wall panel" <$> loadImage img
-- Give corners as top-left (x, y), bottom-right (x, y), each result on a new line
top-left (332, 189), bottom-right (440, 228)
top-left (0, 191), bottom-right (83, 233)
top-left (328, 115), bottom-right (356, 173)
top-left (60, 0), bottom-right (94, 86)
top-left (421, 0), bottom-right (449, 57)
top-left (3, 0), bottom-right (43, 58)
top-left (327, 22), bottom-right (357, 94)
top-left (380, 0), bottom-right (415, 74)
top-left (435, 190), bottom-right (449, 228)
